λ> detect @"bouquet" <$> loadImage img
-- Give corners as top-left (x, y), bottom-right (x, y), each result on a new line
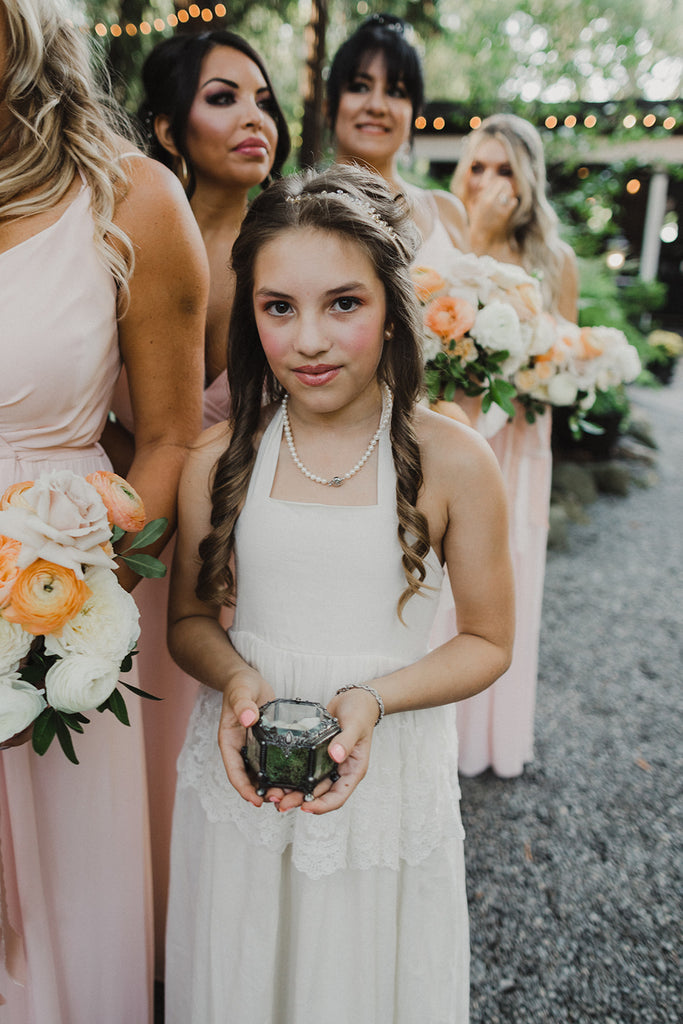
top-left (0, 470), bottom-right (166, 762)
top-left (512, 320), bottom-right (642, 433)
top-left (412, 252), bottom-right (557, 421)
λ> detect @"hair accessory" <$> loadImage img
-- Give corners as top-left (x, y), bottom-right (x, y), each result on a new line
top-left (334, 684), bottom-right (385, 726)
top-left (281, 383), bottom-right (393, 488)
top-left (285, 189), bottom-right (400, 244)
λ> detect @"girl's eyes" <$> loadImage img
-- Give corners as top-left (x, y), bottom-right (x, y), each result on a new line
top-left (265, 300), bottom-right (292, 316)
top-left (263, 297), bottom-right (361, 316)
top-left (333, 296), bottom-right (361, 312)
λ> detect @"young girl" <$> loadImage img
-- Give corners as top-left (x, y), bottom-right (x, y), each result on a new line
top-left (165, 164), bottom-right (514, 1024)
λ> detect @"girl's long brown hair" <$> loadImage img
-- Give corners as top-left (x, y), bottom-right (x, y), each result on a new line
top-left (197, 164), bottom-right (432, 619)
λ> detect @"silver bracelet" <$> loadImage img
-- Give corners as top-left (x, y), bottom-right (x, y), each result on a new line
top-left (334, 684), bottom-right (385, 727)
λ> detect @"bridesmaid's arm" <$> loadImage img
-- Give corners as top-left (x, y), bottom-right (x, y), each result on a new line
top-left (555, 242), bottom-right (579, 322)
top-left (112, 155), bottom-right (209, 591)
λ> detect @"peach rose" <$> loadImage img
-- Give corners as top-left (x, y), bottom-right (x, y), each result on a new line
top-left (2, 559), bottom-right (91, 636)
top-left (453, 336), bottom-right (478, 363)
top-left (0, 536), bottom-right (22, 608)
top-left (575, 328), bottom-right (605, 360)
top-left (424, 296), bottom-right (477, 342)
top-left (85, 471), bottom-right (146, 533)
top-left (411, 265), bottom-right (446, 302)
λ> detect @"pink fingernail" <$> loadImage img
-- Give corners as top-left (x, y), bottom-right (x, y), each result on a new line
top-left (240, 710), bottom-right (257, 728)
top-left (330, 743), bottom-right (345, 763)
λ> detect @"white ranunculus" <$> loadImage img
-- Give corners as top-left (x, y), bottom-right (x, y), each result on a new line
top-left (547, 372), bottom-right (580, 407)
top-left (45, 654), bottom-right (120, 713)
top-left (0, 673), bottom-right (47, 743)
top-left (470, 300), bottom-right (524, 356)
top-left (0, 617), bottom-right (33, 674)
top-left (0, 470), bottom-right (116, 579)
top-left (44, 567), bottom-right (140, 665)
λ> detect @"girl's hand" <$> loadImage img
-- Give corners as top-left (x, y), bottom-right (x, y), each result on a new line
top-left (276, 686), bottom-right (379, 816)
top-left (218, 668), bottom-right (275, 807)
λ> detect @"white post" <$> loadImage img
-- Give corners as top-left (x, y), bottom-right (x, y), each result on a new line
top-left (640, 170), bottom-right (669, 282)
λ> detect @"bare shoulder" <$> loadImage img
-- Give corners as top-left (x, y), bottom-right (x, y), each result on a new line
top-left (113, 150), bottom-right (202, 244)
top-left (431, 189), bottom-right (470, 250)
top-left (414, 404), bottom-right (501, 488)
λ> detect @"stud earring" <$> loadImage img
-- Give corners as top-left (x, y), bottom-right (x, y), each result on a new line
top-left (384, 327), bottom-right (394, 341)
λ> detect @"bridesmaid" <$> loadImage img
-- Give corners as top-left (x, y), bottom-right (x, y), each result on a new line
top-left (449, 113), bottom-right (579, 777)
top-left (0, 0), bottom-right (207, 1020)
top-left (111, 30), bottom-right (290, 977)
top-left (328, 13), bottom-right (469, 267)
top-left (327, 12), bottom-right (470, 428)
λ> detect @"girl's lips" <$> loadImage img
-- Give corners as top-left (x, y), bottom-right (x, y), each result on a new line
top-left (292, 366), bottom-right (341, 387)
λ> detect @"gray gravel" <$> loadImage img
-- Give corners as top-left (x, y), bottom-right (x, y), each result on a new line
top-left (460, 368), bottom-right (682, 1023)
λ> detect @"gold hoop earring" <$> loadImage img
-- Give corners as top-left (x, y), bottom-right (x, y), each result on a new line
top-left (177, 155), bottom-right (190, 190)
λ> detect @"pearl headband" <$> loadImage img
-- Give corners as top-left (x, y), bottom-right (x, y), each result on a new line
top-left (285, 188), bottom-right (400, 244)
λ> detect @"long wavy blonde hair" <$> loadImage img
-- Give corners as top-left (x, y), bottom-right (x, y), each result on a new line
top-left (451, 114), bottom-right (564, 311)
top-left (0, 0), bottom-right (135, 297)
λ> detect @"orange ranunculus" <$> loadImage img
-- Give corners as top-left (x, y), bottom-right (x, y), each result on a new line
top-left (2, 559), bottom-right (91, 635)
top-left (575, 327), bottom-right (604, 360)
top-left (424, 296), bottom-right (477, 342)
top-left (86, 471), bottom-right (146, 532)
top-left (0, 481), bottom-right (33, 510)
top-left (411, 265), bottom-right (446, 302)
top-left (0, 535), bottom-right (22, 608)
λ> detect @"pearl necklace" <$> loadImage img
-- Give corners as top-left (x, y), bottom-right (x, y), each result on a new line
top-left (281, 384), bottom-right (393, 487)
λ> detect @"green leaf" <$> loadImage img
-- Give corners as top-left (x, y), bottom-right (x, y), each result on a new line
top-left (58, 711), bottom-right (87, 734)
top-left (490, 379), bottom-right (517, 418)
top-left (19, 662), bottom-right (49, 685)
top-left (119, 651), bottom-right (135, 674)
top-left (100, 687), bottom-right (131, 726)
top-left (111, 525), bottom-right (125, 544)
top-left (127, 517), bottom-right (168, 550)
top-left (32, 707), bottom-right (57, 756)
top-left (120, 681), bottom-right (162, 701)
top-left (55, 716), bottom-right (80, 764)
top-left (120, 552), bottom-right (167, 578)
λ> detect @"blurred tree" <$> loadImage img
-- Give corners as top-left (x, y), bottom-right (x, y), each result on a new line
top-left (81, 0), bottom-right (683, 150)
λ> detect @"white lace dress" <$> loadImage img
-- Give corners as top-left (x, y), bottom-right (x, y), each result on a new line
top-left (166, 406), bottom-right (470, 1024)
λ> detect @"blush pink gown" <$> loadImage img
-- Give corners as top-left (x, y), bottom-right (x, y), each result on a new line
top-left (0, 184), bottom-right (153, 1021)
top-left (112, 366), bottom-right (231, 978)
top-left (419, 198), bottom-right (552, 778)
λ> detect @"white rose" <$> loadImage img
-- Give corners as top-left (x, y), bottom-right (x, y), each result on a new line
top-left (44, 567), bottom-right (140, 665)
top-left (0, 673), bottom-right (47, 743)
top-left (547, 372), bottom-right (579, 407)
top-left (0, 470), bottom-right (116, 579)
top-left (45, 654), bottom-right (120, 713)
top-left (525, 314), bottom-right (560, 358)
top-left (470, 300), bottom-right (524, 356)
top-left (0, 616), bottom-right (33, 674)
top-left (618, 344), bottom-right (641, 383)
top-left (422, 329), bottom-right (444, 364)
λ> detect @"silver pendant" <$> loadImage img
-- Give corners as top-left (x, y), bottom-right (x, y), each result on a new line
top-left (328, 476), bottom-right (344, 487)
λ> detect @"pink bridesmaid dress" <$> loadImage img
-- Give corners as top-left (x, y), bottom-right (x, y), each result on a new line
top-left (0, 183), bottom-right (153, 1021)
top-left (112, 364), bottom-right (231, 979)
top-left (417, 200), bottom-right (552, 778)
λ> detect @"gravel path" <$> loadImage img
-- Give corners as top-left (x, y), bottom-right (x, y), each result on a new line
top-left (461, 368), bottom-right (682, 1023)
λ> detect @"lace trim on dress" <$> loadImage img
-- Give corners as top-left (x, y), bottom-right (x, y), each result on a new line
top-left (176, 633), bottom-right (465, 880)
